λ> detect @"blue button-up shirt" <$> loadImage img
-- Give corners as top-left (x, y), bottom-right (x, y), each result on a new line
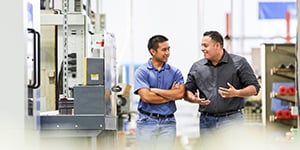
top-left (185, 50), bottom-right (260, 113)
top-left (134, 59), bottom-right (184, 115)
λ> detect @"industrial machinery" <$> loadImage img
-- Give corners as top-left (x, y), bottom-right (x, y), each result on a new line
top-left (26, 0), bottom-right (123, 149)
top-left (261, 43), bottom-right (299, 142)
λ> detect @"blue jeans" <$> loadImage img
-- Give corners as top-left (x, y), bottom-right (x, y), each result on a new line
top-left (136, 113), bottom-right (176, 150)
top-left (199, 111), bottom-right (244, 138)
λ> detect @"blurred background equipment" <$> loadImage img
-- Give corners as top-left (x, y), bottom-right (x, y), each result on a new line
top-left (26, 0), bottom-right (125, 149)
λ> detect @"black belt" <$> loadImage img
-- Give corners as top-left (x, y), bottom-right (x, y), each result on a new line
top-left (138, 109), bottom-right (174, 118)
top-left (201, 109), bottom-right (241, 117)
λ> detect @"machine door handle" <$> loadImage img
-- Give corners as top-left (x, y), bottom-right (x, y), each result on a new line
top-left (27, 28), bottom-right (41, 89)
top-left (111, 85), bottom-right (122, 92)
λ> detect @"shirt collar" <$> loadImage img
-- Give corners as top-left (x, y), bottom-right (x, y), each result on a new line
top-left (146, 58), bottom-right (170, 70)
top-left (204, 49), bottom-right (229, 66)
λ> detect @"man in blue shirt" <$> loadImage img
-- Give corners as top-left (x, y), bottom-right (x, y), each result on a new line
top-left (134, 35), bottom-right (185, 150)
top-left (184, 31), bottom-right (260, 139)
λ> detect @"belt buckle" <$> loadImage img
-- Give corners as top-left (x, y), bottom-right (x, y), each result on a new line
top-left (155, 114), bottom-right (160, 118)
top-left (150, 113), bottom-right (159, 118)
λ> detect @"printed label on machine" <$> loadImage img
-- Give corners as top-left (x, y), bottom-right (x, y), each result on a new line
top-left (90, 74), bottom-right (99, 80)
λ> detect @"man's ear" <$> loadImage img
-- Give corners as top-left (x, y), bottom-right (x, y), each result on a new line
top-left (149, 48), bottom-right (156, 55)
top-left (216, 42), bottom-right (222, 49)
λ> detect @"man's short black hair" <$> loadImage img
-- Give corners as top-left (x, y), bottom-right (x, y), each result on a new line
top-left (203, 31), bottom-right (224, 47)
top-left (147, 35), bottom-right (168, 50)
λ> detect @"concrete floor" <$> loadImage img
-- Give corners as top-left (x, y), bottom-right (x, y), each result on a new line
top-left (120, 100), bottom-right (299, 150)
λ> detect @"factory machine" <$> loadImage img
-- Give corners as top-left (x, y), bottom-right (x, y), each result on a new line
top-left (26, 0), bottom-right (125, 149)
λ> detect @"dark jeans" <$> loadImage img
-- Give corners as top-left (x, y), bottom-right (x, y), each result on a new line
top-left (199, 111), bottom-right (244, 138)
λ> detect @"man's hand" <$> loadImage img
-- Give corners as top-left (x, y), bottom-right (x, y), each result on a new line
top-left (192, 93), bottom-right (210, 105)
top-left (184, 91), bottom-right (210, 105)
top-left (171, 82), bottom-right (180, 89)
top-left (219, 82), bottom-right (258, 98)
top-left (218, 82), bottom-right (239, 98)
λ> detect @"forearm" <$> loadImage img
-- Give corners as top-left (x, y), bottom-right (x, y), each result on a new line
top-left (139, 90), bottom-right (170, 104)
top-left (151, 85), bottom-right (185, 100)
top-left (236, 85), bottom-right (258, 97)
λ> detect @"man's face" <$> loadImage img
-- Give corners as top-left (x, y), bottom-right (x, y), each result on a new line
top-left (201, 36), bottom-right (220, 61)
top-left (151, 41), bottom-right (170, 63)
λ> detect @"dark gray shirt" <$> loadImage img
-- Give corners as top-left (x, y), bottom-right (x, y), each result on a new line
top-left (185, 50), bottom-right (260, 113)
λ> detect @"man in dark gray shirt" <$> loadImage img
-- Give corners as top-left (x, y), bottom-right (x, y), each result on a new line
top-left (184, 31), bottom-right (260, 138)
